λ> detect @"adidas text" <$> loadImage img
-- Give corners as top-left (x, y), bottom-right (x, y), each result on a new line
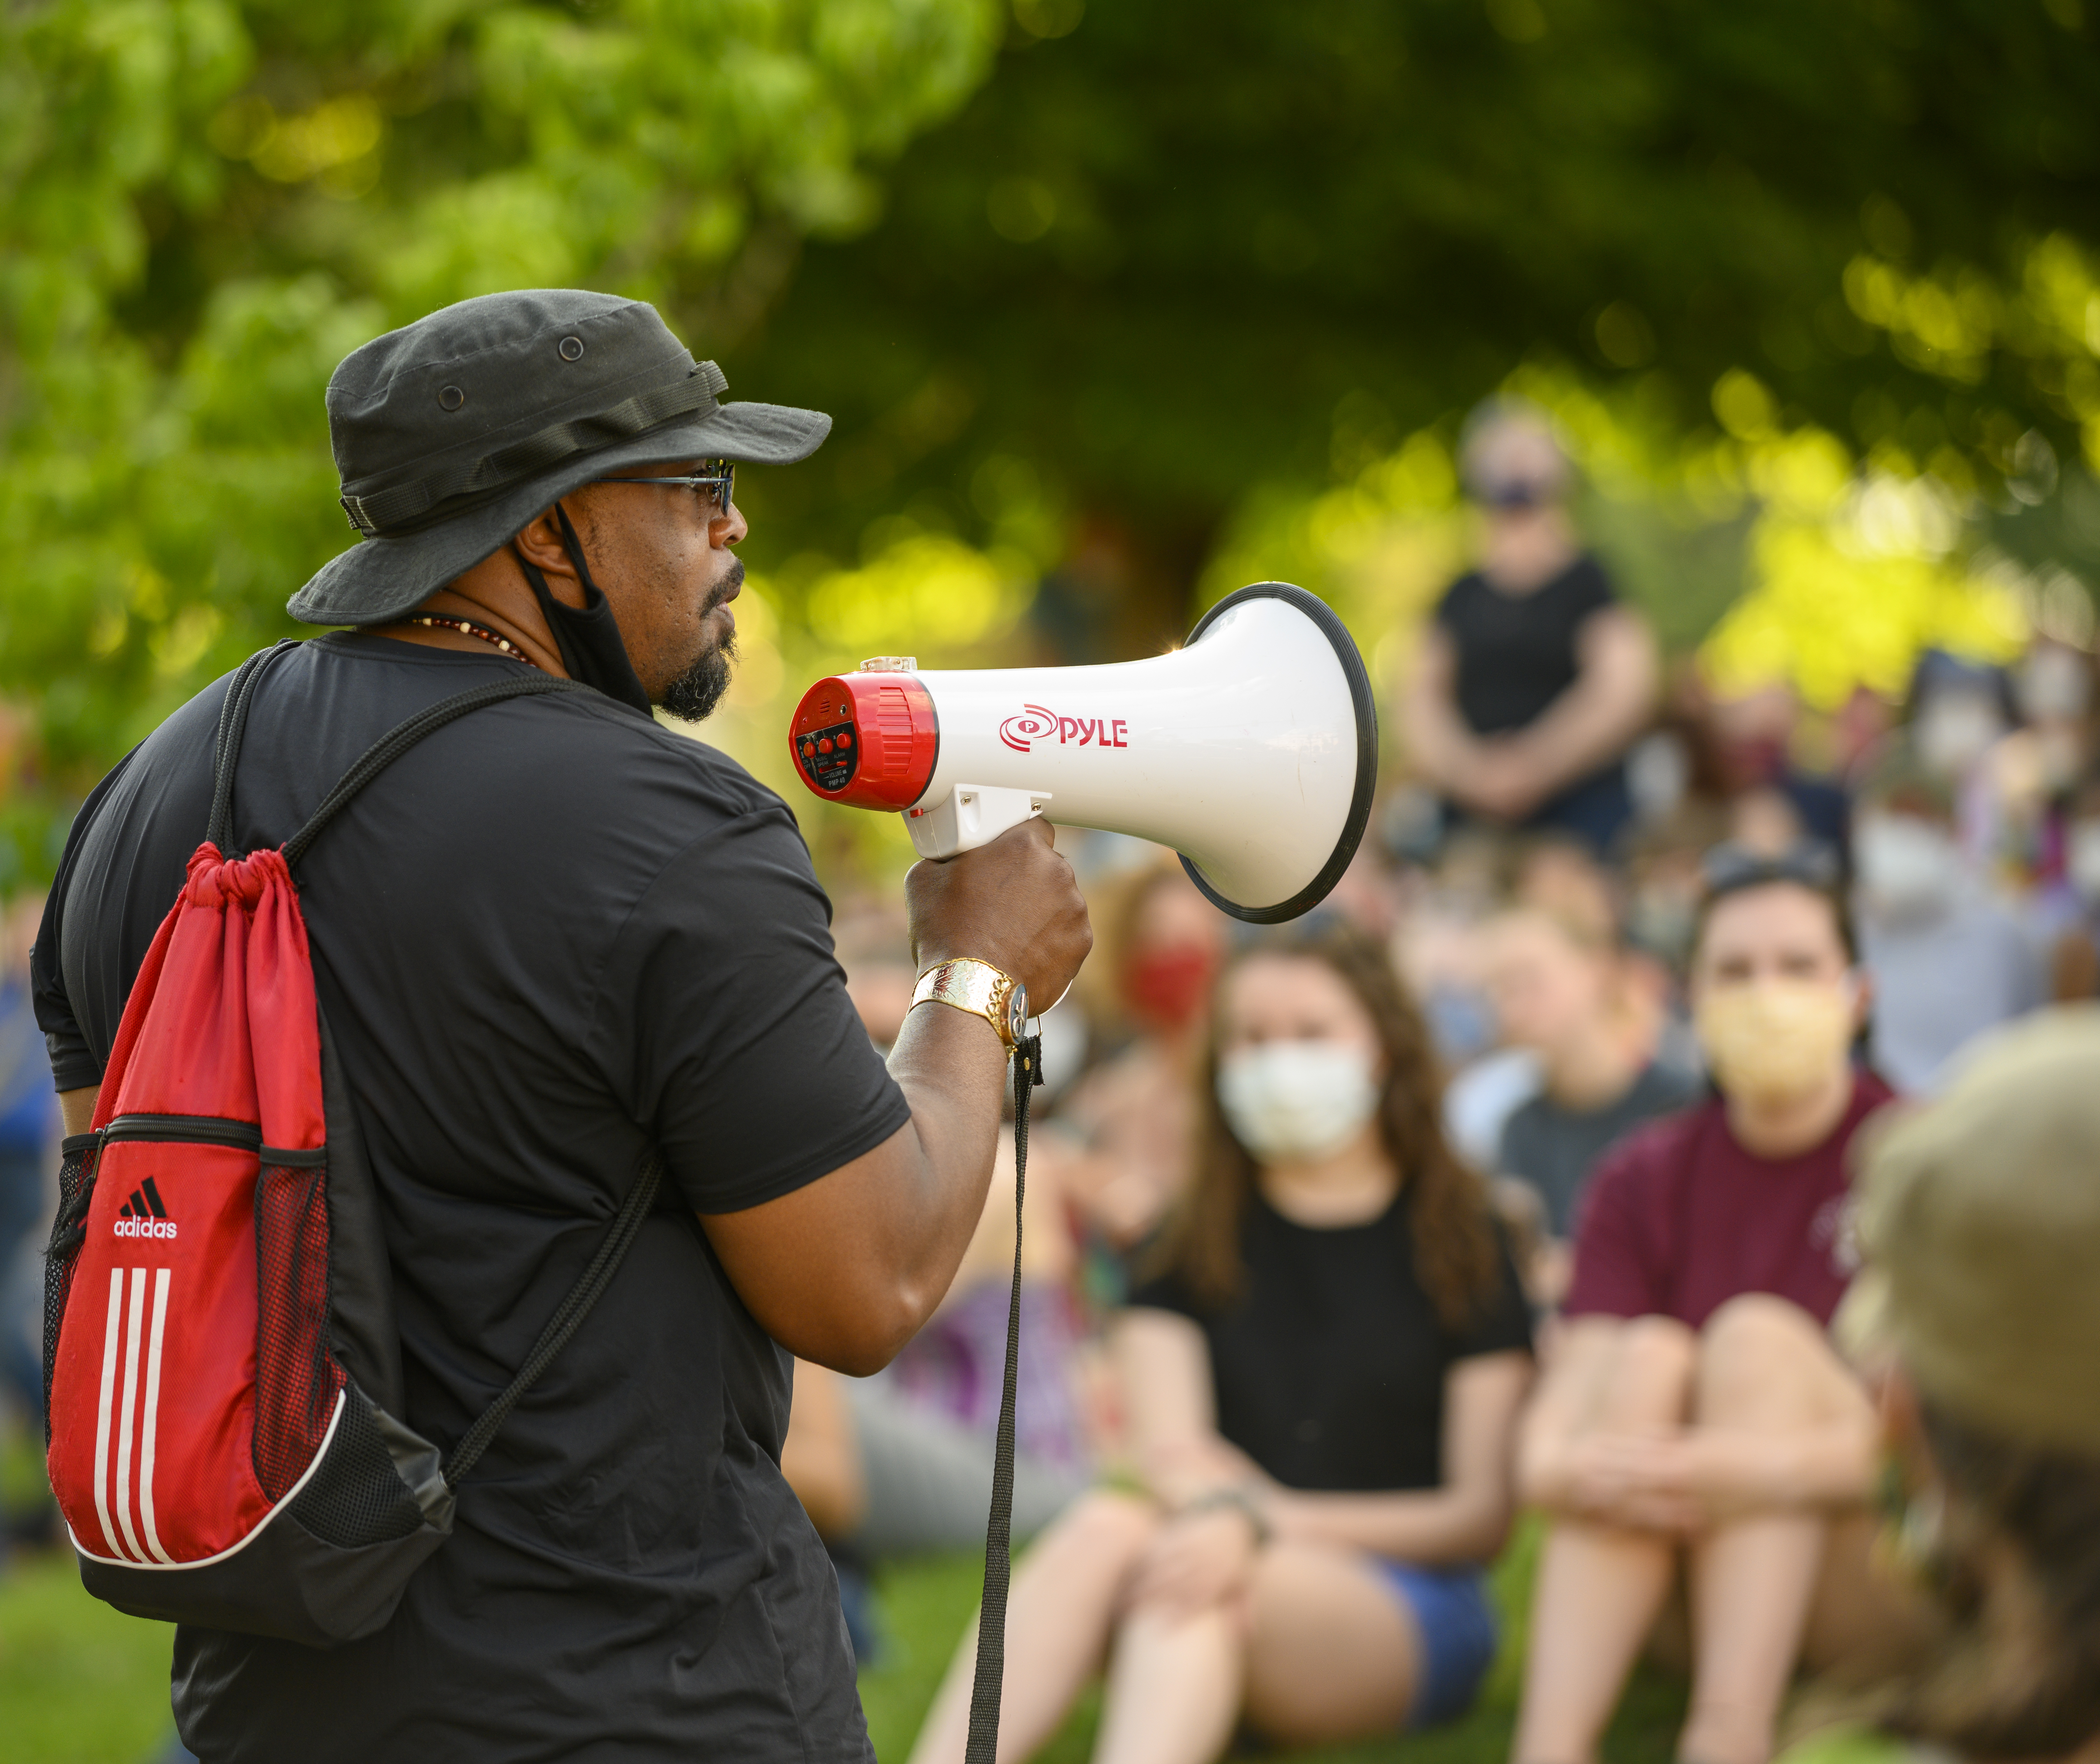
top-left (112, 1218), bottom-right (178, 1240)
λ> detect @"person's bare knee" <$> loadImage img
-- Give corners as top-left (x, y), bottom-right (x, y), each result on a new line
top-left (1695, 1294), bottom-right (1850, 1426)
top-left (1044, 1488), bottom-right (1159, 1571)
top-left (1241, 1546), bottom-right (1414, 1743)
top-left (1595, 1316), bottom-right (1698, 1431)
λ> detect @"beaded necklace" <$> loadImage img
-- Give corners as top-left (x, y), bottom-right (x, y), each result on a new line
top-left (406, 614), bottom-right (539, 668)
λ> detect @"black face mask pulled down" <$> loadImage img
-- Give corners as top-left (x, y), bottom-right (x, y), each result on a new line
top-left (510, 504), bottom-right (654, 718)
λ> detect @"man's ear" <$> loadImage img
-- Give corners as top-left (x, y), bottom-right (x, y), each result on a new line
top-left (512, 503), bottom-right (585, 607)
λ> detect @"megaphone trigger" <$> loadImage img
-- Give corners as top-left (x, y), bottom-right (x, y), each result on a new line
top-left (904, 785), bottom-right (1051, 860)
top-left (787, 582), bottom-right (1378, 923)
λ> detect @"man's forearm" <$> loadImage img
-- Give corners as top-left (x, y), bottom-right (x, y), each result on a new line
top-left (707, 817), bottom-right (1091, 1375)
top-left (701, 995), bottom-right (1015, 1375)
top-left (60, 1086), bottom-right (97, 1138)
top-left (878, 996), bottom-right (1016, 1300)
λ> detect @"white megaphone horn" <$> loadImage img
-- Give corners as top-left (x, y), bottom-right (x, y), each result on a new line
top-left (787, 583), bottom-right (1378, 923)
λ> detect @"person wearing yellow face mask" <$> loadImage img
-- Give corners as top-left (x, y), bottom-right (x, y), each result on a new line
top-left (1510, 845), bottom-right (1937, 1764)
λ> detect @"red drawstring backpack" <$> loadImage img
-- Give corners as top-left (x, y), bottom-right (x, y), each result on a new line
top-left (42, 646), bottom-right (661, 1645)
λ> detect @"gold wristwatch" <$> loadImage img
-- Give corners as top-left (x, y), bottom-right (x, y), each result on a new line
top-left (911, 958), bottom-right (1029, 1054)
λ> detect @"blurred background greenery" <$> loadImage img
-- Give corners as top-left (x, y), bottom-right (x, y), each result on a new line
top-left (4, 0), bottom-right (2100, 893)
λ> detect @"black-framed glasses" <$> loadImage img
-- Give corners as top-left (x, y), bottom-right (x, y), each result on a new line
top-left (591, 459), bottom-right (735, 518)
top-left (1699, 839), bottom-right (1843, 899)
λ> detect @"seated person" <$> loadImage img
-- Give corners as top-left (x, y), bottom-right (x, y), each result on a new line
top-left (1851, 752), bottom-right (2045, 1093)
top-left (908, 922), bottom-right (1534, 1763)
top-left (782, 1131), bottom-right (1094, 1559)
top-left (1484, 903), bottom-right (1699, 1302)
top-left (1514, 844), bottom-right (1931, 1764)
top-left (1785, 1009), bottom-right (2100, 1764)
top-left (1055, 861), bottom-right (1229, 1260)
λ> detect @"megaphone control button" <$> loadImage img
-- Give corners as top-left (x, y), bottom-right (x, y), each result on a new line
top-left (837, 731), bottom-right (853, 748)
top-left (817, 738), bottom-right (834, 753)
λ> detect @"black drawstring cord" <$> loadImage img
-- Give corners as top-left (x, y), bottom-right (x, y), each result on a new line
top-left (963, 1030), bottom-right (1043, 1764)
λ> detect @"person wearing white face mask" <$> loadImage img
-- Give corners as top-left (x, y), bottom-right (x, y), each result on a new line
top-left (1851, 755), bottom-right (2044, 1094)
top-left (906, 923), bottom-right (1535, 1764)
top-left (1512, 844), bottom-right (1937, 1764)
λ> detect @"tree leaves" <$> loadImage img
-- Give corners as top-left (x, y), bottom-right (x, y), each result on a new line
top-left (0, 0), bottom-right (1001, 878)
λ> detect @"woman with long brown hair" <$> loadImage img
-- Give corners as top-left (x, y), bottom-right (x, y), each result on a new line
top-left (909, 921), bottom-right (1534, 1763)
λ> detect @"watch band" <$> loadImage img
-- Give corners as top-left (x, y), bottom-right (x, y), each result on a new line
top-left (911, 958), bottom-right (1026, 1054)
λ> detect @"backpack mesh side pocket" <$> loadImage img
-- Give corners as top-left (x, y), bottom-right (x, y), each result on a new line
top-left (289, 1386), bottom-right (430, 1549)
top-left (42, 1136), bottom-right (96, 1445)
top-left (254, 1161), bottom-right (347, 1501)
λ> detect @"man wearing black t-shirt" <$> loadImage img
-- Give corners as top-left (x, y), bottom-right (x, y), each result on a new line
top-left (34, 290), bottom-right (1091, 1761)
top-left (1399, 403), bottom-right (1657, 855)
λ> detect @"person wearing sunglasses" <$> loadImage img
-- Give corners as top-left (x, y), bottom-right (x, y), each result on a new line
top-left (1399, 400), bottom-right (1658, 857)
top-left (34, 290), bottom-right (1092, 1762)
top-left (1510, 843), bottom-right (1933, 1764)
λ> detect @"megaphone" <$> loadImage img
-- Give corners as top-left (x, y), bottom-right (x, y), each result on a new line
top-left (787, 582), bottom-right (1377, 923)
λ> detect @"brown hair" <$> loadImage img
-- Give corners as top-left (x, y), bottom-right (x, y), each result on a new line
top-left (1150, 919), bottom-right (1503, 1330)
top-left (1873, 1400), bottom-right (2100, 1756)
top-left (1691, 843), bottom-right (1859, 967)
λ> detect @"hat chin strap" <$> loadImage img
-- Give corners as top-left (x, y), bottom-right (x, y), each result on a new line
top-left (511, 504), bottom-right (654, 718)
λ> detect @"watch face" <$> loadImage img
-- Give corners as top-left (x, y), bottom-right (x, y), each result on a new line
top-left (1006, 980), bottom-right (1030, 1046)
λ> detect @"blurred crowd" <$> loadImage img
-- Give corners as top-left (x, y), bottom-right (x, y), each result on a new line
top-left (788, 404), bottom-right (2100, 1764)
top-left (0, 404), bottom-right (2094, 1762)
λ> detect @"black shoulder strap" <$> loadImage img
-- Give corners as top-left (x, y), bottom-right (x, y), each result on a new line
top-left (442, 1151), bottom-right (665, 1487)
top-left (206, 641), bottom-right (593, 862)
top-left (206, 640), bottom-right (297, 852)
top-left (282, 674), bottom-right (591, 867)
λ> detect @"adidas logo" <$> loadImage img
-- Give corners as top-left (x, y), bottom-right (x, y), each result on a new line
top-left (113, 1177), bottom-right (178, 1240)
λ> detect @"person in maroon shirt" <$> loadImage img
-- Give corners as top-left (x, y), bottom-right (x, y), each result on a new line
top-left (1512, 846), bottom-right (1936, 1764)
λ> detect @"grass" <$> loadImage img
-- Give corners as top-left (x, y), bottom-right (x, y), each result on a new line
top-left (0, 1551), bottom-right (178, 1764)
top-left (0, 1420), bottom-right (1686, 1764)
top-left (859, 1519), bottom-right (1689, 1764)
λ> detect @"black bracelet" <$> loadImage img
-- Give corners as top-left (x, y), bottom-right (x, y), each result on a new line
top-left (1180, 1484), bottom-right (1272, 1546)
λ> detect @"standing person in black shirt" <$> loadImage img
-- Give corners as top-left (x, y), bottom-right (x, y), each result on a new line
top-left (33, 290), bottom-right (1092, 1762)
top-left (1400, 401), bottom-right (1658, 855)
top-left (906, 923), bottom-right (1533, 1763)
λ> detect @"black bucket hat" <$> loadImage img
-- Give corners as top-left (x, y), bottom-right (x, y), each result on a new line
top-left (289, 289), bottom-right (830, 626)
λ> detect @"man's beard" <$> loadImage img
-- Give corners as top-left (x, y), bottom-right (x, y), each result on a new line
top-left (658, 562), bottom-right (741, 721)
top-left (661, 633), bottom-right (736, 721)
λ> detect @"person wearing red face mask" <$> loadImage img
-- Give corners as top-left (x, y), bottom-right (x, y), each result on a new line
top-left (1058, 863), bottom-right (1231, 1267)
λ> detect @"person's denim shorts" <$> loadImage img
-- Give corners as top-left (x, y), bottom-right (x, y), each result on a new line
top-left (1375, 1561), bottom-right (1497, 1729)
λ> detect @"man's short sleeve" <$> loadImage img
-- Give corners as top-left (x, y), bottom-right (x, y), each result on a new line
top-left (595, 804), bottom-right (911, 1216)
top-left (1561, 1128), bottom-right (1669, 1321)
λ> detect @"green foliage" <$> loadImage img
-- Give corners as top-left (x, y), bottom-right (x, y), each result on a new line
top-left (744, 0), bottom-right (2100, 651)
top-left (8, 0), bottom-right (2100, 885)
top-left (0, 0), bottom-right (1002, 880)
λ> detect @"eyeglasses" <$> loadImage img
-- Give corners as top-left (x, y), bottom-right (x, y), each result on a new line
top-left (1699, 840), bottom-right (1842, 899)
top-left (590, 460), bottom-right (735, 518)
